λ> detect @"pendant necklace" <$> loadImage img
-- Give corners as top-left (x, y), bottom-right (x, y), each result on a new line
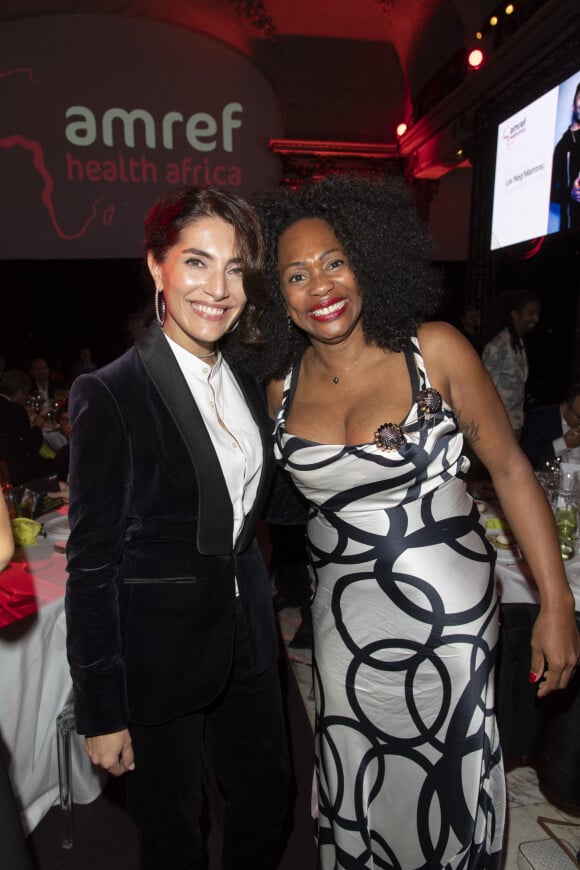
top-left (311, 346), bottom-right (368, 384)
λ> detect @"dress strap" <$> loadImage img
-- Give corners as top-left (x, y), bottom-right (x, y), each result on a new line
top-left (404, 342), bottom-right (422, 396)
top-left (283, 357), bottom-right (303, 416)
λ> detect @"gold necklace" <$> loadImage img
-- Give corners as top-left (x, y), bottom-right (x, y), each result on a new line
top-left (311, 346), bottom-right (368, 384)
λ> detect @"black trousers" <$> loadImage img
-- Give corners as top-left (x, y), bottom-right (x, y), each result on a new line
top-left (125, 602), bottom-right (290, 870)
top-left (0, 748), bottom-right (34, 870)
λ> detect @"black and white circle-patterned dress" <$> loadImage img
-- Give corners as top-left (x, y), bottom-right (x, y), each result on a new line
top-left (273, 338), bottom-right (506, 869)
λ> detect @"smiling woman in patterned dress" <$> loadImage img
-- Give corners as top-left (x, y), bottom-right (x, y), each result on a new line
top-left (245, 174), bottom-right (580, 870)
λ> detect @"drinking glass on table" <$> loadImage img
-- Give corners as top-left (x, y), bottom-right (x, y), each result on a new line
top-left (536, 456), bottom-right (560, 508)
top-left (0, 460), bottom-right (15, 520)
top-left (556, 505), bottom-right (577, 560)
top-left (559, 463), bottom-right (578, 498)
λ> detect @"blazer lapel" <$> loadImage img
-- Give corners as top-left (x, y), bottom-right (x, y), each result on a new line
top-left (136, 322), bottom-right (233, 555)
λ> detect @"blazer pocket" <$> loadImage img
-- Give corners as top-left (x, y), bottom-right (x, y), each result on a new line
top-left (121, 573), bottom-right (235, 723)
top-left (124, 577), bottom-right (198, 584)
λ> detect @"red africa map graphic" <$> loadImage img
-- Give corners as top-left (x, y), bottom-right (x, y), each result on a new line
top-left (1, 68), bottom-right (114, 240)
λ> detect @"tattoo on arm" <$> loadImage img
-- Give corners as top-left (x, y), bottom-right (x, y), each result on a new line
top-left (455, 408), bottom-right (481, 445)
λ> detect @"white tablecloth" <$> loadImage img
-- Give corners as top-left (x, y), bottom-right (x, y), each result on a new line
top-left (497, 555), bottom-right (580, 610)
top-left (0, 508), bottom-right (105, 833)
top-left (476, 495), bottom-right (580, 610)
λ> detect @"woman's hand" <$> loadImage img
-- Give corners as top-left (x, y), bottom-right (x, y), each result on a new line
top-left (84, 728), bottom-right (135, 776)
top-left (530, 601), bottom-right (580, 697)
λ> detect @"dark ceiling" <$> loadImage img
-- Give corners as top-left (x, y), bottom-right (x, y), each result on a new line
top-left (2, 0), bottom-right (502, 143)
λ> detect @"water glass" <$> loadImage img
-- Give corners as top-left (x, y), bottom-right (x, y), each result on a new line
top-left (2, 485), bottom-right (16, 520)
top-left (556, 505), bottom-right (577, 560)
top-left (558, 462), bottom-right (580, 502)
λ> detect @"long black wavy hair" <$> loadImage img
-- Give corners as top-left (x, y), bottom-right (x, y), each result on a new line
top-left (239, 173), bottom-right (444, 380)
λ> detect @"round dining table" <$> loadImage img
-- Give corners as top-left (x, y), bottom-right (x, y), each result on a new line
top-left (471, 483), bottom-right (580, 810)
top-left (0, 505), bottom-right (105, 833)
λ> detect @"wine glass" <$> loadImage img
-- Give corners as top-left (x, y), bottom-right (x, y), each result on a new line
top-left (536, 456), bottom-right (560, 509)
top-left (0, 460), bottom-right (15, 520)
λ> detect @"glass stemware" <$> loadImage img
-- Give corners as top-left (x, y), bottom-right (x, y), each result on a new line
top-left (535, 456), bottom-right (561, 509)
top-left (555, 505), bottom-right (577, 560)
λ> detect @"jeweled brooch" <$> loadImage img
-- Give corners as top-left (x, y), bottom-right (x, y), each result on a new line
top-left (416, 388), bottom-right (442, 418)
top-left (374, 422), bottom-right (406, 451)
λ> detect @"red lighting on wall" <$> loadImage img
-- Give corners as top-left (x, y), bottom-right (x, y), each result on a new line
top-left (508, 237), bottom-right (546, 260)
top-left (467, 48), bottom-right (485, 70)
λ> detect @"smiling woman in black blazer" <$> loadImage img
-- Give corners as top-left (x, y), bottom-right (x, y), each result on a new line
top-left (65, 187), bottom-right (290, 870)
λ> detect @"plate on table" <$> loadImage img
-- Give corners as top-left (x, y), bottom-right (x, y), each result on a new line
top-left (488, 532), bottom-right (522, 562)
top-left (43, 516), bottom-right (70, 540)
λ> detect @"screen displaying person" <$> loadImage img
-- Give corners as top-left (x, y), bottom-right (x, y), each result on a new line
top-left (551, 82), bottom-right (580, 230)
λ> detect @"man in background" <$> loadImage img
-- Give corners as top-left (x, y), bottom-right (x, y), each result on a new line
top-left (482, 290), bottom-right (541, 439)
top-left (521, 383), bottom-right (580, 468)
top-left (0, 369), bottom-right (50, 485)
top-left (28, 357), bottom-right (63, 404)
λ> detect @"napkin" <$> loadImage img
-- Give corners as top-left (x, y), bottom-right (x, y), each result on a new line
top-left (11, 518), bottom-right (42, 547)
top-left (486, 517), bottom-right (511, 533)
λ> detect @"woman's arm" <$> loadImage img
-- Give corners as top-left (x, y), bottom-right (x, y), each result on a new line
top-left (0, 496), bottom-right (14, 570)
top-left (420, 321), bottom-right (580, 696)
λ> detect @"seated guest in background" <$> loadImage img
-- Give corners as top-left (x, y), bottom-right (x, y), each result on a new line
top-left (52, 406), bottom-right (71, 484)
top-left (482, 289), bottom-right (540, 439)
top-left (28, 357), bottom-right (63, 405)
top-left (0, 369), bottom-right (51, 485)
top-left (70, 347), bottom-right (98, 381)
top-left (521, 383), bottom-right (580, 468)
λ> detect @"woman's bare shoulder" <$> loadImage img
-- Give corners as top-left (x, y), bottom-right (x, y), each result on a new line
top-left (417, 320), bottom-right (479, 363)
top-left (417, 320), bottom-right (465, 345)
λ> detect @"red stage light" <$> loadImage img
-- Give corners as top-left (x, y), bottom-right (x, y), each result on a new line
top-left (467, 48), bottom-right (485, 70)
top-left (396, 122), bottom-right (407, 137)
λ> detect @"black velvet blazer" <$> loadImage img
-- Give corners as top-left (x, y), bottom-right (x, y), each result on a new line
top-left (65, 323), bottom-right (279, 735)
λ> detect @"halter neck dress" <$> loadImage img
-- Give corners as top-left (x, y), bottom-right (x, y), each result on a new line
top-left (273, 337), bottom-right (506, 869)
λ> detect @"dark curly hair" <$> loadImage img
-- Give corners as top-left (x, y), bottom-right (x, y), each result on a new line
top-left (238, 173), bottom-right (443, 380)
